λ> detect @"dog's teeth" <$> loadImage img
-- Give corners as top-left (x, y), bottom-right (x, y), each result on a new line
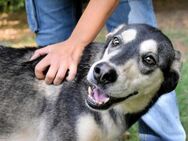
top-left (88, 87), bottom-right (92, 95)
top-left (88, 93), bottom-right (92, 99)
top-left (104, 98), bottom-right (110, 103)
top-left (97, 101), bottom-right (103, 105)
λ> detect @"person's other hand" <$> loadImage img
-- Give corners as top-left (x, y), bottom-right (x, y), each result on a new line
top-left (30, 39), bottom-right (85, 85)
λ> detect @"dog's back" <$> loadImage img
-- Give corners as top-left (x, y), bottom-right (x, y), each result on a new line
top-left (0, 44), bottom-right (104, 141)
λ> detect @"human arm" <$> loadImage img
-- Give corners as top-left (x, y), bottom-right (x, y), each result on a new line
top-left (31, 0), bottom-right (119, 85)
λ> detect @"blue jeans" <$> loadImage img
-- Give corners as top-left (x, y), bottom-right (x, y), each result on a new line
top-left (25, 0), bottom-right (77, 46)
top-left (25, 0), bottom-right (186, 140)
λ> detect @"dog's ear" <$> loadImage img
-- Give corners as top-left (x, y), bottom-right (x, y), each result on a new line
top-left (105, 24), bottom-right (126, 43)
top-left (106, 32), bottom-right (113, 43)
top-left (159, 50), bottom-right (182, 94)
top-left (171, 50), bottom-right (182, 77)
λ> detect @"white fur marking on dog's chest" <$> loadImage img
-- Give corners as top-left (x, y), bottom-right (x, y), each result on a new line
top-left (76, 113), bottom-right (125, 141)
top-left (76, 114), bottom-right (101, 141)
top-left (101, 112), bottom-right (125, 140)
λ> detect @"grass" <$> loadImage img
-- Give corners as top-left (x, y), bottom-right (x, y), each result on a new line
top-left (164, 29), bottom-right (188, 139)
top-left (164, 29), bottom-right (188, 134)
top-left (176, 58), bottom-right (188, 138)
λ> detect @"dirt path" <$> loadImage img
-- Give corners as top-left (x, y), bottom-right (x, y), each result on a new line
top-left (0, 12), bottom-right (36, 47)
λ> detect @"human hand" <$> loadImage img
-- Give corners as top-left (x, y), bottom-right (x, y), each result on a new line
top-left (31, 39), bottom-right (85, 85)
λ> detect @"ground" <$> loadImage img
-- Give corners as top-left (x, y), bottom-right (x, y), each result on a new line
top-left (0, 1), bottom-right (188, 140)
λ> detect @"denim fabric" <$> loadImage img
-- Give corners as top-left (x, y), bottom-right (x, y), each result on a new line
top-left (25, 0), bottom-right (186, 140)
top-left (25, 0), bottom-right (77, 46)
top-left (106, 0), bottom-right (157, 31)
top-left (139, 92), bottom-right (186, 141)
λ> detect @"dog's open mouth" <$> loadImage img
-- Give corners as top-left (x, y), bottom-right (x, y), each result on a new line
top-left (86, 86), bottom-right (138, 110)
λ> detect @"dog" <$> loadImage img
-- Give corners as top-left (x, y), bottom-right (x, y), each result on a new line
top-left (0, 24), bottom-right (181, 141)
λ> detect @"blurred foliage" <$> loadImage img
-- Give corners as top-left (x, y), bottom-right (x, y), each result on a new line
top-left (0, 0), bottom-right (87, 12)
top-left (0, 0), bottom-right (25, 12)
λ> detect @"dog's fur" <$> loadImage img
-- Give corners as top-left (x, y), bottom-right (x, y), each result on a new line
top-left (0, 24), bottom-right (181, 141)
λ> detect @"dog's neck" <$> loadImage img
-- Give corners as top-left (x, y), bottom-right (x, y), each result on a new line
top-left (97, 110), bottom-right (127, 140)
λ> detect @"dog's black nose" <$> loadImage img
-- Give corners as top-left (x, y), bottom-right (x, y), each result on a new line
top-left (93, 62), bottom-right (117, 84)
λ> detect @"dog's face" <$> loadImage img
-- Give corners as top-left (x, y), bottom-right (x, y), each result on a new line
top-left (86, 24), bottom-right (181, 113)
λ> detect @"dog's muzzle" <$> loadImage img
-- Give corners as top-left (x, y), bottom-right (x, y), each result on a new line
top-left (86, 62), bottom-right (138, 110)
top-left (86, 86), bottom-right (138, 110)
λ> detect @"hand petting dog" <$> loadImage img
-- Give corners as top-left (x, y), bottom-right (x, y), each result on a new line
top-left (31, 39), bottom-right (85, 85)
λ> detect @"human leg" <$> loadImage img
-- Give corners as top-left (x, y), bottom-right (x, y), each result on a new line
top-left (106, 0), bottom-right (156, 31)
top-left (106, 0), bottom-right (186, 140)
top-left (139, 91), bottom-right (186, 141)
top-left (25, 0), bottom-right (78, 46)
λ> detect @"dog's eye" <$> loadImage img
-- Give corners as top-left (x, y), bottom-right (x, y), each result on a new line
top-left (112, 37), bottom-right (120, 47)
top-left (143, 55), bottom-right (156, 66)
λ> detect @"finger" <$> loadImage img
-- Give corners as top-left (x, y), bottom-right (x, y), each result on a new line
top-left (66, 63), bottom-right (77, 81)
top-left (53, 65), bottom-right (68, 85)
top-left (45, 63), bottom-right (59, 85)
top-left (30, 47), bottom-right (49, 60)
top-left (35, 56), bottom-right (50, 79)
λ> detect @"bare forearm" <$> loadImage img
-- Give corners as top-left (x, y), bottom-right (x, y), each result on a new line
top-left (69, 0), bottom-right (119, 48)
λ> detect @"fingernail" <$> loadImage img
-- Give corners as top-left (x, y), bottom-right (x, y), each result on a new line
top-left (45, 80), bottom-right (52, 85)
top-left (66, 77), bottom-right (73, 81)
top-left (54, 81), bottom-right (61, 85)
top-left (30, 56), bottom-right (36, 61)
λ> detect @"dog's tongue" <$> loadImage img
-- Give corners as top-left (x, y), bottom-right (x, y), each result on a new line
top-left (92, 87), bottom-right (109, 104)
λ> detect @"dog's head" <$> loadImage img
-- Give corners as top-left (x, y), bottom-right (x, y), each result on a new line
top-left (86, 24), bottom-right (181, 113)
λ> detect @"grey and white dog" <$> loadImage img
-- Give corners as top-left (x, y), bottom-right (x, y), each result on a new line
top-left (0, 24), bottom-right (181, 141)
